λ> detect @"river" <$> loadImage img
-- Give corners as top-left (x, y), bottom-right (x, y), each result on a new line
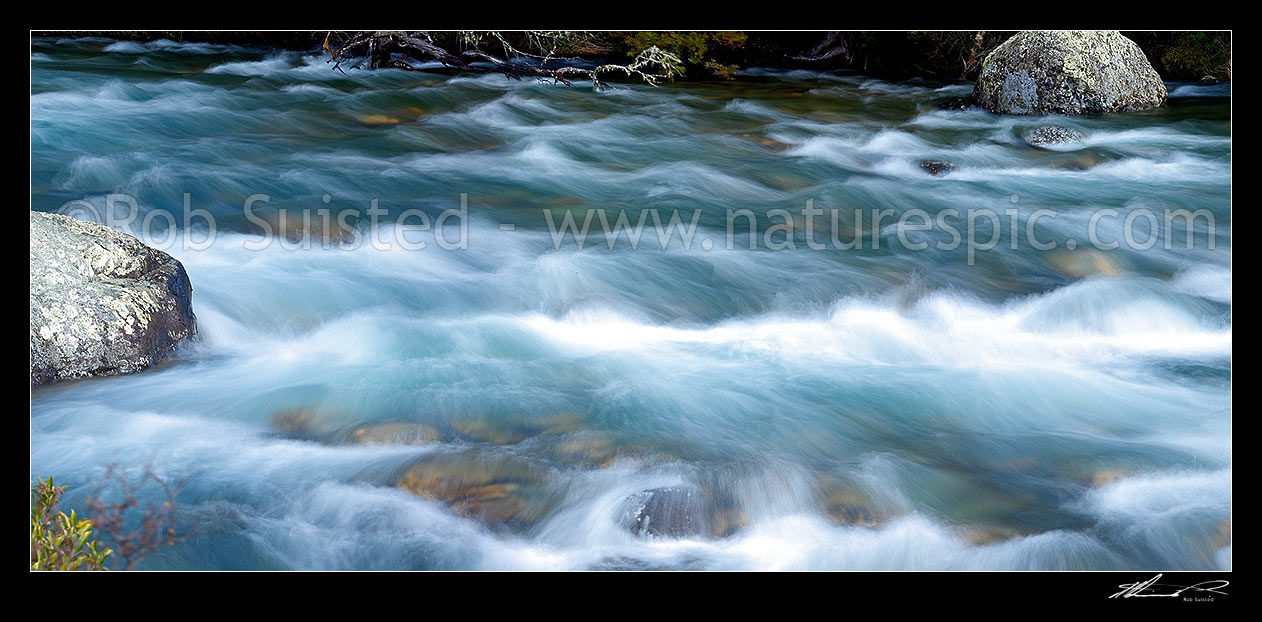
top-left (30, 37), bottom-right (1231, 570)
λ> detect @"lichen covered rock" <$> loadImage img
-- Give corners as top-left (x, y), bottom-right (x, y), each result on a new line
top-left (1024, 125), bottom-right (1085, 147)
top-left (30, 211), bottom-right (197, 386)
top-left (973, 31), bottom-right (1167, 115)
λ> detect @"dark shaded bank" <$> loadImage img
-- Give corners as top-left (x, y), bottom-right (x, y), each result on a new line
top-left (32, 30), bottom-right (1230, 82)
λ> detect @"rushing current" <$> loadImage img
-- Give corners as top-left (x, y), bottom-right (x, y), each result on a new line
top-left (30, 37), bottom-right (1231, 570)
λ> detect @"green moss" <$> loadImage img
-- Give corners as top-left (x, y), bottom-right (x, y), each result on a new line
top-left (612, 32), bottom-right (748, 78)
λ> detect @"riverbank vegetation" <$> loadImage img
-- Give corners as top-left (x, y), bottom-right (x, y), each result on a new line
top-left (30, 469), bottom-right (190, 571)
top-left (30, 478), bottom-right (111, 570)
top-left (36, 30), bottom-right (1230, 82)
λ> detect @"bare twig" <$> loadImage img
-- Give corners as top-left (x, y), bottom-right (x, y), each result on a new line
top-left (82, 463), bottom-right (196, 571)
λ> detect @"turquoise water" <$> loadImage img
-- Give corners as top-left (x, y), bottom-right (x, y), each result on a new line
top-left (30, 37), bottom-right (1230, 570)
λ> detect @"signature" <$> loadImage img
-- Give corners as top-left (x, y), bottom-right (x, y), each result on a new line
top-left (1110, 574), bottom-right (1230, 599)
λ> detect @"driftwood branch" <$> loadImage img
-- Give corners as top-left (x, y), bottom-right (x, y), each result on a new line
top-left (792, 31), bottom-right (850, 62)
top-left (325, 31), bottom-right (683, 88)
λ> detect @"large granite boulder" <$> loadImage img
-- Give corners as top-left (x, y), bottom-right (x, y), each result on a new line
top-left (30, 211), bottom-right (197, 386)
top-left (973, 31), bottom-right (1167, 115)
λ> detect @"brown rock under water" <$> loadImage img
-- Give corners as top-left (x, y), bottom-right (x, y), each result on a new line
top-left (957, 524), bottom-right (1025, 546)
top-left (396, 450), bottom-right (557, 527)
top-left (351, 422), bottom-right (443, 445)
top-left (1048, 249), bottom-right (1122, 279)
top-left (817, 475), bottom-right (888, 527)
top-left (448, 419), bottom-right (533, 445)
top-left (356, 113), bottom-right (401, 125)
top-left (271, 408), bottom-right (318, 434)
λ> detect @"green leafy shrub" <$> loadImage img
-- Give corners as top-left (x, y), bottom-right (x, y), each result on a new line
top-left (31, 468), bottom-right (191, 571)
top-left (1162, 32), bottom-right (1231, 80)
top-left (30, 477), bottom-right (112, 571)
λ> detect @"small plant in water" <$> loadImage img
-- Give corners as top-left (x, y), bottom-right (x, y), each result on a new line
top-left (31, 466), bottom-right (192, 571)
top-left (30, 477), bottom-right (111, 571)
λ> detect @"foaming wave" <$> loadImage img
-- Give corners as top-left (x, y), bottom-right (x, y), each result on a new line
top-left (1169, 83), bottom-right (1231, 98)
top-left (206, 54), bottom-right (302, 76)
top-left (517, 278), bottom-right (1229, 369)
top-left (204, 54), bottom-right (339, 79)
top-left (1169, 265), bottom-right (1231, 304)
top-left (721, 98), bottom-right (784, 118)
top-left (103, 39), bottom-right (234, 55)
top-left (500, 513), bottom-right (1122, 570)
top-left (1078, 469), bottom-right (1231, 569)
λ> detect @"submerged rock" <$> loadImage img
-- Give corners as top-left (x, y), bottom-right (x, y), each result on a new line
top-left (1024, 125), bottom-right (1085, 147)
top-left (617, 480), bottom-right (750, 540)
top-left (702, 485), bottom-right (749, 538)
top-left (1215, 518), bottom-right (1232, 548)
top-left (30, 211), bottom-right (197, 386)
top-left (973, 31), bottom-right (1167, 115)
top-left (255, 209), bottom-right (356, 246)
top-left (396, 450), bottom-right (557, 528)
top-left (448, 412), bottom-right (587, 446)
top-left (1048, 249), bottom-right (1122, 279)
top-left (1046, 151), bottom-right (1109, 171)
top-left (817, 476), bottom-right (888, 527)
top-left (267, 397), bottom-right (350, 439)
top-left (547, 431), bottom-right (624, 469)
top-left (350, 422), bottom-right (443, 445)
top-left (931, 96), bottom-right (974, 111)
top-left (957, 524), bottom-right (1024, 546)
top-left (821, 488), bottom-right (880, 526)
top-left (709, 506), bottom-right (749, 538)
top-left (271, 408), bottom-right (319, 434)
top-left (920, 160), bottom-right (956, 176)
top-left (620, 486), bottom-right (706, 538)
top-left (1089, 469), bottom-right (1131, 488)
top-left (355, 113), bottom-right (401, 125)
top-left (449, 418), bottom-right (534, 445)
top-left (587, 556), bottom-right (705, 571)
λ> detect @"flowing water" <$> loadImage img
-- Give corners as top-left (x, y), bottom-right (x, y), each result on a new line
top-left (30, 37), bottom-right (1231, 570)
